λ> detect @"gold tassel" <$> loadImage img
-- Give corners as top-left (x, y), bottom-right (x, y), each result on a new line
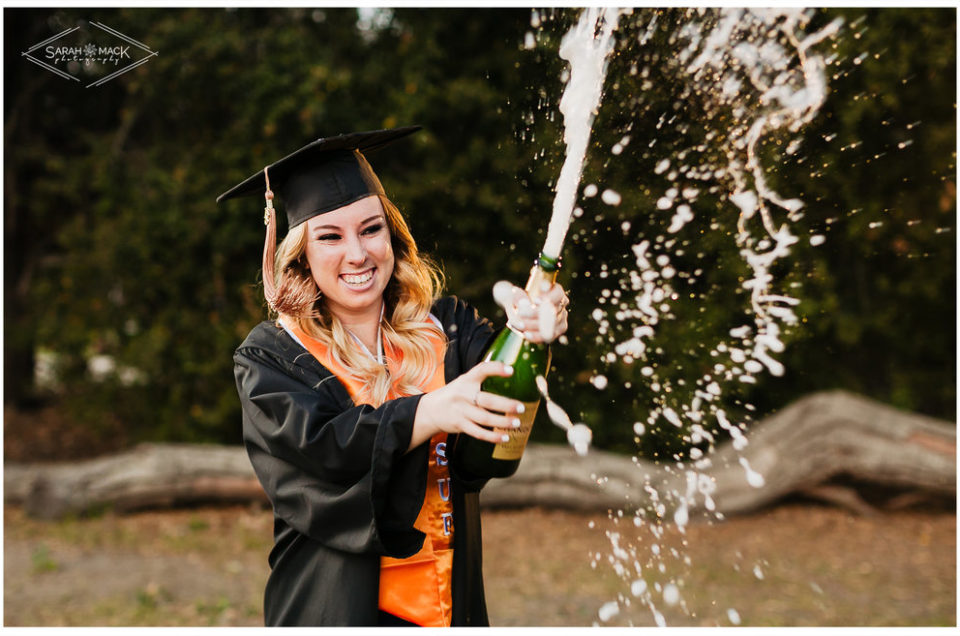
top-left (261, 166), bottom-right (320, 317)
top-left (261, 167), bottom-right (280, 311)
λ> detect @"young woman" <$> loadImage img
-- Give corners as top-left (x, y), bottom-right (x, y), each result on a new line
top-left (218, 127), bottom-right (568, 627)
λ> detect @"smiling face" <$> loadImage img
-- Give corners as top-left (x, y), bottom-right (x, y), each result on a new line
top-left (303, 195), bottom-right (395, 324)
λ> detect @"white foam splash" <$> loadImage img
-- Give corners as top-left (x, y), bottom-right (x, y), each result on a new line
top-left (543, 8), bottom-right (624, 259)
top-left (598, 601), bottom-right (620, 622)
top-left (662, 583), bottom-right (680, 606)
top-left (601, 189), bottom-right (622, 206)
top-left (739, 457), bottom-right (766, 488)
top-left (727, 608), bottom-right (742, 625)
top-left (535, 8), bottom-right (840, 629)
top-left (536, 374), bottom-right (593, 456)
top-left (567, 423), bottom-right (593, 456)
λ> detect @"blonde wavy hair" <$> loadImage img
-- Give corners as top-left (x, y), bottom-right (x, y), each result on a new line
top-left (270, 195), bottom-right (446, 406)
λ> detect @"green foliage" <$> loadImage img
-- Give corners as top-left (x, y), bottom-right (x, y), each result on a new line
top-left (135, 583), bottom-right (172, 613)
top-left (769, 8), bottom-right (957, 420)
top-left (188, 517), bottom-right (210, 533)
top-left (194, 597), bottom-right (232, 625)
top-left (4, 8), bottom-right (954, 458)
top-left (31, 544), bottom-right (59, 574)
top-left (525, 8), bottom-right (955, 456)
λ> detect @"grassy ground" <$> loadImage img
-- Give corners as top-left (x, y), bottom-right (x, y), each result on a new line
top-left (4, 502), bottom-right (955, 627)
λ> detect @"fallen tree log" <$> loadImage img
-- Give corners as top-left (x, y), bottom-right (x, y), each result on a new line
top-left (5, 444), bottom-right (267, 520)
top-left (483, 390), bottom-right (956, 517)
top-left (4, 390), bottom-right (954, 520)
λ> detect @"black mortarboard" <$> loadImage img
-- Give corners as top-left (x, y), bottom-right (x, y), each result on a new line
top-left (216, 126), bottom-right (421, 228)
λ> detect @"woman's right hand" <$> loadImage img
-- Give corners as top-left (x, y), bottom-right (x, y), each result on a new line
top-left (409, 360), bottom-right (526, 452)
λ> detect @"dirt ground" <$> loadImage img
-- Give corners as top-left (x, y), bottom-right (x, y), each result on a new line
top-left (4, 501), bottom-right (955, 627)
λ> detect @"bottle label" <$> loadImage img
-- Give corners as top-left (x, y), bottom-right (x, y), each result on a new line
top-left (492, 400), bottom-right (540, 460)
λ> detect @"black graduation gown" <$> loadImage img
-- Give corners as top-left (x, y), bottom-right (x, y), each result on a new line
top-left (233, 296), bottom-right (497, 626)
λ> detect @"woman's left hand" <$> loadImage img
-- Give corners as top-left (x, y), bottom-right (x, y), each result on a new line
top-left (499, 282), bottom-right (569, 344)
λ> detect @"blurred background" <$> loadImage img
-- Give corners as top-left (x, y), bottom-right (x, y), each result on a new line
top-left (3, 6), bottom-right (955, 627)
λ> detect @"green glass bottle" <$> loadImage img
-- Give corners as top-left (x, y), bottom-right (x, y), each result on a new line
top-left (452, 253), bottom-right (559, 479)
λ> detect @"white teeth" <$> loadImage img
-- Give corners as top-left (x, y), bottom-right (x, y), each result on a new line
top-left (342, 270), bottom-right (374, 285)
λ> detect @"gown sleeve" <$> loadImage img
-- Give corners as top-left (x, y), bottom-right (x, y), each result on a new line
top-left (234, 337), bottom-right (430, 559)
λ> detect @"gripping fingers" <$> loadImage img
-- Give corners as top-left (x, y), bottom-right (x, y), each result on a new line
top-left (466, 404), bottom-right (520, 432)
top-left (469, 360), bottom-right (514, 381)
top-left (461, 419), bottom-right (510, 444)
top-left (477, 391), bottom-right (526, 415)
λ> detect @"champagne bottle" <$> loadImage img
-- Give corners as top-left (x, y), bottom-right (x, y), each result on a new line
top-left (452, 253), bottom-right (559, 479)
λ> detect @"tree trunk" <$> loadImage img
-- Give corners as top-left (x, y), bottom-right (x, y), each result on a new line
top-left (5, 391), bottom-right (954, 520)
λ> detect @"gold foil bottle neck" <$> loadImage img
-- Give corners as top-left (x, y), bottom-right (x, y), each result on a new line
top-left (525, 264), bottom-right (559, 300)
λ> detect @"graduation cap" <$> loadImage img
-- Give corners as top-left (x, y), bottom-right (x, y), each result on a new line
top-left (216, 125), bottom-right (421, 228)
top-left (217, 125), bottom-right (421, 314)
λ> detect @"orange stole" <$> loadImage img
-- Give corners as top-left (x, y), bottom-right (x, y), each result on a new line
top-left (284, 321), bottom-right (454, 627)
